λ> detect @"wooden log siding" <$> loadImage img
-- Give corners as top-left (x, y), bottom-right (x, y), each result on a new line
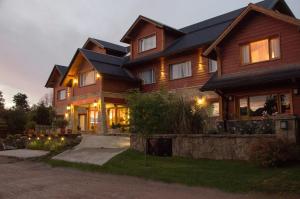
top-left (220, 12), bottom-right (300, 75)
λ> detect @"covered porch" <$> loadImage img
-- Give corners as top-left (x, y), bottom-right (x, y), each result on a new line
top-left (201, 65), bottom-right (300, 142)
top-left (65, 95), bottom-right (129, 135)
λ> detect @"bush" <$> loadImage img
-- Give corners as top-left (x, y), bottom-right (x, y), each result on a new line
top-left (126, 90), bottom-right (208, 135)
top-left (25, 121), bottom-right (36, 131)
top-left (53, 118), bottom-right (68, 129)
top-left (4, 134), bottom-right (27, 149)
top-left (249, 138), bottom-right (299, 167)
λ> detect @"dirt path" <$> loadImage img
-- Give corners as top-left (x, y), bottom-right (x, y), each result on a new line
top-left (0, 157), bottom-right (297, 199)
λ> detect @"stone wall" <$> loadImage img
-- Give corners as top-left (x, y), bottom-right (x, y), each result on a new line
top-left (130, 134), bottom-right (276, 160)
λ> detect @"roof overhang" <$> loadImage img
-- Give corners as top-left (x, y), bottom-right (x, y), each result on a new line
top-left (45, 65), bottom-right (64, 88)
top-left (203, 3), bottom-right (300, 57)
top-left (201, 64), bottom-right (300, 92)
top-left (120, 15), bottom-right (184, 44)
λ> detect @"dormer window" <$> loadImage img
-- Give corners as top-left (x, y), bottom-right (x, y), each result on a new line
top-left (139, 34), bottom-right (156, 52)
top-left (208, 59), bottom-right (218, 73)
top-left (241, 37), bottom-right (280, 65)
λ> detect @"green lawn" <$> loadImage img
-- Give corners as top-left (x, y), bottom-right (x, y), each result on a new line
top-left (45, 149), bottom-right (300, 194)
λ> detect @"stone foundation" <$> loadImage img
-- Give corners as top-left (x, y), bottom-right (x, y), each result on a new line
top-left (130, 134), bottom-right (276, 160)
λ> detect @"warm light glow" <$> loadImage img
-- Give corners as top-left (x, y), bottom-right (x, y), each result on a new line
top-left (61, 137), bottom-right (65, 141)
top-left (37, 137), bottom-right (40, 140)
top-left (198, 49), bottom-right (205, 71)
top-left (160, 57), bottom-right (166, 79)
top-left (96, 73), bottom-right (101, 79)
top-left (73, 78), bottom-right (78, 85)
top-left (196, 97), bottom-right (207, 107)
top-left (28, 137), bottom-right (31, 141)
top-left (66, 106), bottom-right (71, 110)
top-left (65, 112), bottom-right (69, 119)
top-left (93, 102), bottom-right (98, 107)
top-left (47, 137), bottom-right (52, 141)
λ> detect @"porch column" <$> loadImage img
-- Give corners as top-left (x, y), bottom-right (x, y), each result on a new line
top-left (69, 105), bottom-right (76, 133)
top-left (98, 95), bottom-right (108, 134)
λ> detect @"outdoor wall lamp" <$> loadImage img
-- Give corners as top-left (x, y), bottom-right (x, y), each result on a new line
top-left (293, 88), bottom-right (299, 95)
top-left (280, 120), bottom-right (288, 130)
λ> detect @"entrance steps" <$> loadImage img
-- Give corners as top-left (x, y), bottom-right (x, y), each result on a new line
top-left (75, 135), bottom-right (130, 150)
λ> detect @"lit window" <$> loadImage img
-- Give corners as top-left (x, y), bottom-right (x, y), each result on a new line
top-left (139, 35), bottom-right (156, 52)
top-left (211, 102), bottom-right (220, 117)
top-left (57, 90), bottom-right (66, 100)
top-left (170, 61), bottom-right (192, 80)
top-left (138, 69), bottom-right (155, 85)
top-left (241, 37), bottom-right (280, 64)
top-left (208, 59), bottom-right (218, 73)
top-left (80, 70), bottom-right (96, 87)
top-left (89, 110), bottom-right (98, 125)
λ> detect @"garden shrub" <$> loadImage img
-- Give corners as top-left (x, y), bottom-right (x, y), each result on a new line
top-left (126, 90), bottom-right (208, 135)
top-left (3, 134), bottom-right (27, 149)
top-left (249, 138), bottom-right (299, 167)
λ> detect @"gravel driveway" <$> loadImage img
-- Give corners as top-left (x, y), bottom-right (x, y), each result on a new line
top-left (0, 157), bottom-right (297, 199)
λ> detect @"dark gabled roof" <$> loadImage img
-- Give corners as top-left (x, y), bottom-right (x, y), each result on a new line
top-left (201, 64), bottom-right (300, 91)
top-left (45, 65), bottom-right (68, 88)
top-left (123, 0), bottom-right (293, 66)
top-left (56, 65), bottom-right (68, 76)
top-left (120, 15), bottom-right (185, 43)
top-left (92, 38), bottom-right (129, 54)
top-left (79, 49), bottom-right (137, 81)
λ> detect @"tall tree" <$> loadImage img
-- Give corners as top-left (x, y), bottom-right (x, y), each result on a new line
top-left (13, 93), bottom-right (29, 111)
top-left (0, 91), bottom-right (4, 110)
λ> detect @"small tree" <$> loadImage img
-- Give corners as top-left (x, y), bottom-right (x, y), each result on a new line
top-left (0, 91), bottom-right (4, 111)
top-left (13, 93), bottom-right (30, 112)
top-left (126, 90), bottom-right (173, 165)
top-left (29, 102), bottom-right (55, 125)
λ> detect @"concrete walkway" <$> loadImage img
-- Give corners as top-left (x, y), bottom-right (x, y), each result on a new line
top-left (0, 149), bottom-right (49, 158)
top-left (52, 135), bottom-right (130, 165)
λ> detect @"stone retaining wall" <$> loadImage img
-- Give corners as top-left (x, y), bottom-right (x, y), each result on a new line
top-left (130, 134), bottom-right (277, 160)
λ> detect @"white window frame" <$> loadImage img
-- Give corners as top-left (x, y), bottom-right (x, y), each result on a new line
top-left (79, 70), bottom-right (96, 87)
top-left (139, 34), bottom-right (157, 52)
top-left (57, 89), bottom-right (66, 101)
top-left (170, 61), bottom-right (192, 80)
top-left (208, 59), bottom-right (218, 73)
top-left (138, 69), bottom-right (155, 85)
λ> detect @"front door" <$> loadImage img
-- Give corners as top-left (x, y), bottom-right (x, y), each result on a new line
top-left (79, 114), bottom-right (86, 131)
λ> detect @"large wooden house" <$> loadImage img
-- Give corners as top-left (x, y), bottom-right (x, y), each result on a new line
top-left (45, 0), bottom-right (300, 140)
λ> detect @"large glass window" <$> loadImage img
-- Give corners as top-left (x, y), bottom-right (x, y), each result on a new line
top-left (138, 69), bottom-right (155, 85)
top-left (239, 93), bottom-right (290, 117)
top-left (208, 59), bottom-right (218, 73)
top-left (241, 37), bottom-right (280, 64)
top-left (170, 61), bottom-right (192, 80)
top-left (139, 35), bottom-right (156, 52)
top-left (80, 70), bottom-right (96, 87)
top-left (57, 89), bottom-right (66, 100)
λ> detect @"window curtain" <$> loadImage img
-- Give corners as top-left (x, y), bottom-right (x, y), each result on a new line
top-left (270, 38), bottom-right (280, 59)
top-left (139, 69), bottom-right (154, 84)
top-left (242, 45), bottom-right (250, 64)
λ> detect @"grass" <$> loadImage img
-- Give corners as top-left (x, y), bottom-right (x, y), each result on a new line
top-left (45, 149), bottom-right (300, 194)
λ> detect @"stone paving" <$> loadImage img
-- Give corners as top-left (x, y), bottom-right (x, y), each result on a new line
top-left (0, 149), bottom-right (49, 158)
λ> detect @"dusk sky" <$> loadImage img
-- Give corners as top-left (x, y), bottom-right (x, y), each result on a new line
top-left (0, 0), bottom-right (299, 108)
